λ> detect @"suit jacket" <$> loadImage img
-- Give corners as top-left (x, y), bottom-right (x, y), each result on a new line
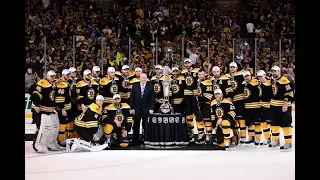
top-left (130, 82), bottom-right (155, 111)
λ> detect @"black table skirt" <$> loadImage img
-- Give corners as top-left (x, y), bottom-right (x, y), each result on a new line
top-left (144, 113), bottom-right (189, 148)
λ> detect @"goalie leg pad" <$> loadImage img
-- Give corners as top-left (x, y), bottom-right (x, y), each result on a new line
top-left (44, 114), bottom-right (60, 150)
top-left (33, 115), bottom-right (52, 153)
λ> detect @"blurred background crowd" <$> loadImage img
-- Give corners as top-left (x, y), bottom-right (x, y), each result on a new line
top-left (25, 0), bottom-right (295, 92)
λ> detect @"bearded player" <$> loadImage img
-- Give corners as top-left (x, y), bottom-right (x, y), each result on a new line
top-left (269, 66), bottom-right (294, 151)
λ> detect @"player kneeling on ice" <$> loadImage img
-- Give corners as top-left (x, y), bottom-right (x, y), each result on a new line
top-left (102, 94), bottom-right (133, 148)
top-left (211, 89), bottom-right (237, 149)
top-left (66, 95), bottom-right (108, 152)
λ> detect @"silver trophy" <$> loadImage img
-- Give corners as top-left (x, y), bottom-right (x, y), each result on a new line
top-left (160, 79), bottom-right (174, 114)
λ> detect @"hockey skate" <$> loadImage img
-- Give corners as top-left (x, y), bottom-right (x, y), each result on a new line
top-left (239, 138), bottom-right (246, 146)
top-left (280, 144), bottom-right (292, 152)
top-left (195, 135), bottom-right (205, 144)
top-left (204, 135), bottom-right (212, 145)
top-left (245, 137), bottom-right (255, 146)
top-left (47, 142), bottom-right (61, 151)
top-left (254, 139), bottom-right (260, 147)
top-left (268, 140), bottom-right (280, 148)
top-left (260, 138), bottom-right (271, 146)
top-left (189, 134), bottom-right (195, 143)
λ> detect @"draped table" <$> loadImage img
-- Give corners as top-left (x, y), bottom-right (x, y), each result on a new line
top-left (143, 113), bottom-right (189, 149)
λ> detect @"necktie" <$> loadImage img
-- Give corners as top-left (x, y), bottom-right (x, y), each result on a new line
top-left (141, 84), bottom-right (145, 97)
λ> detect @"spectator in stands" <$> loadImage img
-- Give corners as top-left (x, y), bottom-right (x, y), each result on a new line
top-left (25, 68), bottom-right (36, 93)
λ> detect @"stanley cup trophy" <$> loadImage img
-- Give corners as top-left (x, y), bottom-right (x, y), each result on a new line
top-left (160, 79), bottom-right (174, 114)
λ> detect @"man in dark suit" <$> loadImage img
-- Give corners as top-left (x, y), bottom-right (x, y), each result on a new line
top-left (130, 73), bottom-right (155, 144)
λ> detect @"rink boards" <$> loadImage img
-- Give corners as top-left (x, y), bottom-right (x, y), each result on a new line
top-left (25, 94), bottom-right (295, 135)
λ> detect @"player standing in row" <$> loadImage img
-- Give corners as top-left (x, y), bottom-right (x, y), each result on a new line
top-left (99, 67), bottom-right (120, 108)
top-left (32, 70), bottom-right (60, 153)
top-left (168, 66), bottom-right (185, 114)
top-left (67, 95), bottom-right (109, 152)
top-left (210, 66), bottom-right (234, 102)
top-left (225, 62), bottom-right (245, 145)
top-left (242, 71), bottom-right (261, 146)
top-left (68, 67), bottom-right (80, 138)
top-left (210, 89), bottom-right (236, 149)
top-left (181, 58), bottom-right (200, 142)
top-left (195, 69), bottom-right (214, 144)
top-left (151, 65), bottom-right (167, 113)
top-left (269, 66), bottom-right (294, 151)
top-left (256, 70), bottom-right (272, 145)
top-left (103, 94), bottom-right (133, 148)
top-left (130, 67), bottom-right (143, 85)
top-left (91, 66), bottom-right (101, 82)
top-left (55, 69), bottom-right (72, 147)
top-left (76, 70), bottom-right (99, 114)
top-left (116, 65), bottom-right (134, 104)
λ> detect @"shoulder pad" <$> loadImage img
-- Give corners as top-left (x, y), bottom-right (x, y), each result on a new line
top-left (130, 78), bottom-right (140, 84)
top-left (128, 71), bottom-right (135, 76)
top-left (57, 81), bottom-right (68, 88)
top-left (37, 79), bottom-right (51, 88)
top-left (147, 78), bottom-right (151, 82)
top-left (181, 68), bottom-right (188, 74)
top-left (160, 75), bottom-right (169, 81)
top-left (211, 99), bottom-right (218, 106)
top-left (242, 80), bottom-right (246, 84)
top-left (201, 79), bottom-right (212, 86)
top-left (250, 78), bottom-right (259, 86)
top-left (279, 76), bottom-right (290, 85)
top-left (236, 71), bottom-right (244, 75)
top-left (222, 98), bottom-right (233, 104)
top-left (89, 103), bottom-right (102, 114)
top-left (121, 103), bottom-right (131, 109)
top-left (219, 75), bottom-right (229, 80)
top-left (192, 68), bottom-right (200, 72)
top-left (177, 75), bottom-right (185, 80)
top-left (151, 76), bottom-right (157, 81)
top-left (113, 76), bottom-right (119, 80)
top-left (90, 79), bottom-right (99, 85)
top-left (263, 80), bottom-right (271, 86)
top-left (99, 77), bottom-right (111, 86)
top-left (105, 103), bottom-right (117, 110)
top-left (115, 71), bottom-right (121, 76)
top-left (76, 80), bottom-right (88, 88)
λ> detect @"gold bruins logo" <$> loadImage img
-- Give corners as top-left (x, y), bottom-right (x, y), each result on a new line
top-left (244, 87), bottom-right (251, 99)
top-left (215, 107), bottom-right (224, 118)
top-left (154, 83), bottom-right (161, 94)
top-left (49, 90), bottom-right (55, 102)
top-left (121, 79), bottom-right (130, 89)
top-left (110, 84), bottom-right (119, 95)
top-left (185, 76), bottom-right (194, 86)
top-left (258, 86), bottom-right (262, 97)
top-left (230, 80), bottom-right (238, 90)
top-left (115, 113), bottom-right (124, 123)
top-left (213, 84), bottom-right (220, 91)
top-left (171, 83), bottom-right (180, 94)
top-left (272, 84), bottom-right (278, 96)
top-left (87, 88), bottom-right (95, 100)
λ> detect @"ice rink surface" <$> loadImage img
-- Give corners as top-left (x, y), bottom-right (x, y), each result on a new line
top-left (25, 113), bottom-right (295, 180)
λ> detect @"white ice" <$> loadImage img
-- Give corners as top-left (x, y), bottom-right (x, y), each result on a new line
top-left (25, 113), bottom-right (295, 180)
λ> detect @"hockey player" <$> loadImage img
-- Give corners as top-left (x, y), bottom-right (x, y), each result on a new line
top-left (99, 67), bottom-right (120, 108)
top-left (256, 70), bottom-right (272, 145)
top-left (243, 71), bottom-right (261, 146)
top-left (211, 89), bottom-right (236, 149)
top-left (269, 66), bottom-right (294, 151)
top-left (66, 95), bottom-right (109, 152)
top-left (168, 67), bottom-right (185, 114)
top-left (116, 65), bottom-right (134, 104)
top-left (76, 69), bottom-right (99, 113)
top-left (151, 65), bottom-right (168, 112)
top-left (196, 69), bottom-right (214, 144)
top-left (32, 70), bottom-right (60, 153)
top-left (91, 66), bottom-right (101, 82)
top-left (103, 94), bottom-right (133, 148)
top-left (181, 58), bottom-right (200, 141)
top-left (129, 67), bottom-right (143, 85)
top-left (67, 67), bottom-right (80, 138)
top-left (224, 62), bottom-right (246, 144)
top-left (55, 69), bottom-right (72, 146)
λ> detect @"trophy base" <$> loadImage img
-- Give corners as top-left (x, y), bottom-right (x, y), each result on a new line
top-left (159, 103), bottom-right (174, 114)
